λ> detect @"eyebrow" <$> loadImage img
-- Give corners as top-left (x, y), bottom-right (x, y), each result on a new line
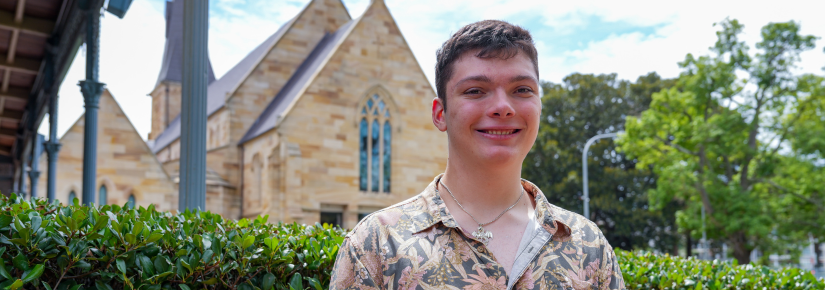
top-left (452, 74), bottom-right (538, 91)
top-left (453, 75), bottom-right (492, 90)
top-left (509, 75), bottom-right (538, 84)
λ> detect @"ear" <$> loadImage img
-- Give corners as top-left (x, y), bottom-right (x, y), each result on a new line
top-left (432, 97), bottom-right (447, 132)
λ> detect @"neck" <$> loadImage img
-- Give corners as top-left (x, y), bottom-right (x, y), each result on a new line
top-left (440, 153), bottom-right (524, 216)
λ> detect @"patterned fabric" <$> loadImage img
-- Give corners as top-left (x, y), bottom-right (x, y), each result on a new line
top-left (330, 175), bottom-right (625, 290)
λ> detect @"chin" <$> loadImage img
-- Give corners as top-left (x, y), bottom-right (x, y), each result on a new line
top-left (476, 149), bottom-right (525, 165)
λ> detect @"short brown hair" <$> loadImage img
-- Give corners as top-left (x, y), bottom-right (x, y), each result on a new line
top-left (435, 20), bottom-right (539, 108)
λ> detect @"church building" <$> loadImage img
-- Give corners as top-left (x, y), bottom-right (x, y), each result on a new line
top-left (38, 0), bottom-right (447, 229)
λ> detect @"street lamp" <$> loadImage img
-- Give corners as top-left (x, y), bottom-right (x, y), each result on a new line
top-left (582, 132), bottom-right (620, 219)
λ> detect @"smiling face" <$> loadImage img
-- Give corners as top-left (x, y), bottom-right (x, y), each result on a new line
top-left (432, 50), bottom-right (541, 166)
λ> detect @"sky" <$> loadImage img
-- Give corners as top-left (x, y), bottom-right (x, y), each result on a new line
top-left (38, 0), bottom-right (825, 141)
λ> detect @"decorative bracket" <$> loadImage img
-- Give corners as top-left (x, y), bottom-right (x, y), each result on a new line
top-left (44, 142), bottom-right (62, 155)
top-left (79, 80), bottom-right (106, 108)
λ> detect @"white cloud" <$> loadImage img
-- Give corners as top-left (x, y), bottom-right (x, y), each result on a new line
top-left (385, 0), bottom-right (825, 84)
top-left (41, 0), bottom-right (825, 142)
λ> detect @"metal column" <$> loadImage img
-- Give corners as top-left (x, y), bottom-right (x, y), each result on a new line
top-left (17, 152), bottom-right (27, 198)
top-left (178, 0), bottom-right (208, 211)
top-left (45, 93), bottom-right (62, 203)
top-left (79, 4), bottom-right (105, 205)
top-left (28, 134), bottom-right (43, 198)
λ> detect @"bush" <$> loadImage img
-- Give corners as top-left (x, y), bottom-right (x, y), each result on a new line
top-left (617, 250), bottom-right (825, 289)
top-left (0, 193), bottom-right (345, 290)
top-left (3, 193), bottom-right (822, 290)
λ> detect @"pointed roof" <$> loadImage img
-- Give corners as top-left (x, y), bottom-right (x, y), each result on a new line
top-left (58, 89), bottom-right (175, 181)
top-left (151, 16), bottom-right (297, 153)
top-left (152, 0), bottom-right (354, 153)
top-left (204, 16), bottom-right (297, 115)
top-left (156, 0), bottom-right (216, 87)
top-left (240, 0), bottom-right (434, 145)
top-left (240, 20), bottom-right (357, 144)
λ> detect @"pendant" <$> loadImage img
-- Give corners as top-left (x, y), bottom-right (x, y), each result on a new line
top-left (472, 225), bottom-right (493, 245)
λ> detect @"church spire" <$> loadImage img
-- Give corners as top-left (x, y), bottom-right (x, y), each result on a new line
top-left (156, 0), bottom-right (216, 86)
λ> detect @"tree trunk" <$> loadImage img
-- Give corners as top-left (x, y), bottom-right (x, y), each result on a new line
top-left (730, 232), bottom-right (751, 264)
top-left (686, 233), bottom-right (692, 257)
top-left (815, 242), bottom-right (823, 268)
top-left (672, 237), bottom-right (680, 256)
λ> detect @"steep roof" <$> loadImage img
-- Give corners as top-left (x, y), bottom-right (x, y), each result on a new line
top-left (205, 16), bottom-right (297, 115)
top-left (156, 0), bottom-right (216, 86)
top-left (58, 89), bottom-right (175, 181)
top-left (239, 20), bottom-right (357, 144)
top-left (151, 16), bottom-right (297, 153)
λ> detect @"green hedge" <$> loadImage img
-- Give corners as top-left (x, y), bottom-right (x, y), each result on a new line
top-left (0, 193), bottom-right (345, 290)
top-left (618, 250), bottom-right (825, 289)
top-left (1, 193), bottom-right (823, 290)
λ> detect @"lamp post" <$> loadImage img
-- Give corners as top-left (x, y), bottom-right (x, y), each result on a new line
top-left (582, 132), bottom-right (620, 219)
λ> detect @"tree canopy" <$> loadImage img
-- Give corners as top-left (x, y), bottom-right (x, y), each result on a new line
top-left (523, 73), bottom-right (680, 252)
top-left (617, 19), bottom-right (824, 264)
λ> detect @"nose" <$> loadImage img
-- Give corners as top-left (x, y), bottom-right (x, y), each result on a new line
top-left (487, 87), bottom-right (515, 118)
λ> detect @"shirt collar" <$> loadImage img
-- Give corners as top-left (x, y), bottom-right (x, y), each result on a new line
top-left (411, 174), bottom-right (572, 239)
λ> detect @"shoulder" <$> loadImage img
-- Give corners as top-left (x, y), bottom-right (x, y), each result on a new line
top-left (344, 194), bottom-right (431, 245)
top-left (544, 202), bottom-right (610, 247)
top-left (520, 178), bottom-right (609, 245)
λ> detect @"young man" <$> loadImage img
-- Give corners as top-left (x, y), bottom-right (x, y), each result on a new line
top-left (331, 20), bottom-right (625, 290)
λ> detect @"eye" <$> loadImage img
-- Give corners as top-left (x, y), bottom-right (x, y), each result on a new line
top-left (515, 87), bottom-right (534, 94)
top-left (464, 88), bottom-right (483, 95)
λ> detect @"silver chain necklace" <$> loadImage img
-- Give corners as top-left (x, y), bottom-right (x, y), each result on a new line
top-left (437, 180), bottom-right (524, 245)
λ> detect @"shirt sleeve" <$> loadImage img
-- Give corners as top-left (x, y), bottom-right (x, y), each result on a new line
top-left (598, 231), bottom-right (626, 290)
top-left (329, 236), bottom-right (381, 290)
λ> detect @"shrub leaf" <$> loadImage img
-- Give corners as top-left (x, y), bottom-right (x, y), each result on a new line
top-left (21, 264), bottom-right (44, 283)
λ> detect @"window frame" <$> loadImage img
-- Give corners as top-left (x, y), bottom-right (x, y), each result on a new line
top-left (356, 89), bottom-right (395, 194)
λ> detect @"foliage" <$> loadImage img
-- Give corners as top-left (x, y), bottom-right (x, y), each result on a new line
top-left (3, 193), bottom-right (822, 289)
top-left (0, 193), bottom-right (345, 290)
top-left (618, 18), bottom-right (824, 264)
top-left (617, 250), bottom-right (825, 290)
top-left (524, 73), bottom-right (681, 252)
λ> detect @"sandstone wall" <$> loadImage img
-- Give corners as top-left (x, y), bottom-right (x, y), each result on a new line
top-left (37, 91), bottom-right (178, 211)
top-left (244, 0), bottom-right (448, 228)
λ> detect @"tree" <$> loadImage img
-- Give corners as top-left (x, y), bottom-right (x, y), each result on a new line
top-left (523, 73), bottom-right (681, 252)
top-left (618, 19), bottom-right (823, 264)
top-left (776, 74), bottom-right (825, 266)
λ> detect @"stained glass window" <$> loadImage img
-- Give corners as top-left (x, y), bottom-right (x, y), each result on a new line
top-left (359, 118), bottom-right (368, 191)
top-left (128, 195), bottom-right (136, 209)
top-left (371, 119), bottom-right (380, 192)
top-left (98, 185), bottom-right (107, 205)
top-left (358, 92), bottom-right (392, 193)
top-left (383, 121), bottom-right (391, 193)
top-left (68, 191), bottom-right (76, 204)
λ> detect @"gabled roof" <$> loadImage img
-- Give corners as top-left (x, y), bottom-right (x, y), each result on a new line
top-left (151, 115), bottom-right (181, 153)
top-left (156, 0), bottom-right (216, 86)
top-left (239, 20), bottom-right (357, 144)
top-left (204, 16), bottom-right (298, 115)
top-left (58, 89), bottom-right (175, 182)
top-left (151, 16), bottom-right (297, 153)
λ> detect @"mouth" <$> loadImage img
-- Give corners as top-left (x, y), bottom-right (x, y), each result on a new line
top-left (477, 129), bottom-right (521, 135)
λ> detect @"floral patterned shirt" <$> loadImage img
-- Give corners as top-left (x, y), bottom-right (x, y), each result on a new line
top-left (330, 175), bottom-right (625, 290)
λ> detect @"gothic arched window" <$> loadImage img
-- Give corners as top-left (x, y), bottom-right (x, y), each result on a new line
top-left (358, 93), bottom-right (391, 193)
top-left (127, 194), bottom-right (136, 209)
top-left (68, 191), bottom-right (77, 204)
top-left (98, 185), bottom-right (107, 205)
top-left (250, 153), bottom-right (263, 205)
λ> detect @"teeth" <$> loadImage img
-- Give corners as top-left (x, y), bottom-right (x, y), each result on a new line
top-left (485, 130), bottom-right (515, 135)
